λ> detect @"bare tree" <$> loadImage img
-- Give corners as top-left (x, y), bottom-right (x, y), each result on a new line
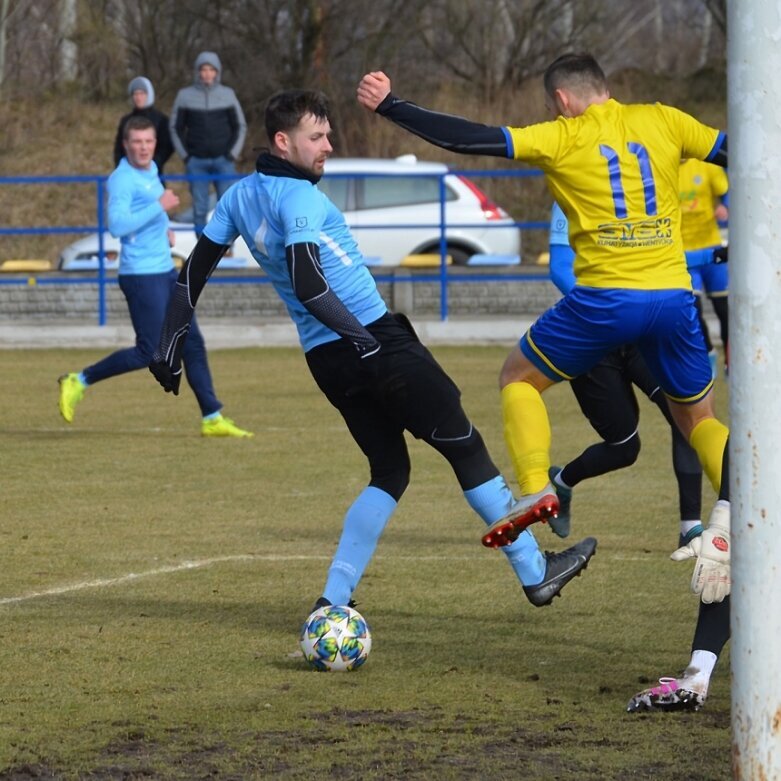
top-left (0, 0), bottom-right (11, 87)
top-left (59, 0), bottom-right (77, 81)
top-left (416, 0), bottom-right (600, 100)
top-left (0, 0), bottom-right (726, 106)
top-left (701, 0), bottom-right (726, 33)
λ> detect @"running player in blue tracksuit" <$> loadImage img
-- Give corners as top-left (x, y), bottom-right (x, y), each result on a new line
top-left (57, 115), bottom-right (250, 438)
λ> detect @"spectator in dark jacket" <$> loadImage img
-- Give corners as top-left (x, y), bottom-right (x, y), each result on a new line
top-left (169, 51), bottom-right (247, 235)
top-left (113, 77), bottom-right (174, 176)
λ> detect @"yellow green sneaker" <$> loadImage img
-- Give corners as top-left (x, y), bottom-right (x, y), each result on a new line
top-left (58, 373), bottom-right (85, 423)
top-left (201, 413), bottom-right (253, 438)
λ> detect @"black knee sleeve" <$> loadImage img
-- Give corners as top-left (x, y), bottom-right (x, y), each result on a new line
top-left (563, 432), bottom-right (640, 487)
top-left (367, 448), bottom-right (411, 502)
top-left (369, 466), bottom-right (410, 503)
top-left (423, 407), bottom-right (499, 491)
top-left (604, 432), bottom-right (641, 469)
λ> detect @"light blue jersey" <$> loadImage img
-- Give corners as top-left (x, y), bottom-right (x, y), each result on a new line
top-left (107, 158), bottom-right (173, 275)
top-left (204, 173), bottom-right (388, 351)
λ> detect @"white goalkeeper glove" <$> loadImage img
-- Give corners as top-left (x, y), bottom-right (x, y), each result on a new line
top-left (671, 501), bottom-right (730, 604)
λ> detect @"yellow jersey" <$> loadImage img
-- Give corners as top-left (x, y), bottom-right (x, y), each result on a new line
top-left (679, 158), bottom-right (728, 251)
top-left (505, 99), bottom-right (722, 290)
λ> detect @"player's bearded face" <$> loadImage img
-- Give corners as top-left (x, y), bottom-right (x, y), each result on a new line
top-left (285, 114), bottom-right (333, 177)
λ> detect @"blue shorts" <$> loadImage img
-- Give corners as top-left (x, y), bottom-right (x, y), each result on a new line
top-left (520, 286), bottom-right (713, 402)
top-left (689, 248), bottom-right (729, 296)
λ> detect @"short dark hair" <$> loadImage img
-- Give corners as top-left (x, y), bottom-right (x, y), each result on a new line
top-left (265, 89), bottom-right (331, 143)
top-left (543, 53), bottom-right (607, 98)
top-left (123, 115), bottom-right (155, 140)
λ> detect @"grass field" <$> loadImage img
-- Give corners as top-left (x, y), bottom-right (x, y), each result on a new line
top-left (0, 345), bottom-right (731, 780)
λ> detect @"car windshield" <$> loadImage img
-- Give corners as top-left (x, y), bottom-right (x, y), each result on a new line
top-left (319, 172), bottom-right (457, 212)
top-left (360, 175), bottom-right (454, 210)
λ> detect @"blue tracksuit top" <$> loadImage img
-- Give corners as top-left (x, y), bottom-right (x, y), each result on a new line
top-left (204, 172), bottom-right (388, 352)
top-left (107, 158), bottom-right (173, 275)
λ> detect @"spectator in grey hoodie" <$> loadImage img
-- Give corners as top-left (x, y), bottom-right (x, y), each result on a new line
top-left (114, 77), bottom-right (174, 176)
top-left (170, 51), bottom-right (247, 235)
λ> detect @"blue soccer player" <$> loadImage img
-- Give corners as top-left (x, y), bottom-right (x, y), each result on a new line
top-left (149, 89), bottom-right (597, 612)
top-left (357, 54), bottom-right (731, 605)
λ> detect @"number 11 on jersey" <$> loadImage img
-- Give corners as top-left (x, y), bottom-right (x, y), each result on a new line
top-left (599, 142), bottom-right (658, 220)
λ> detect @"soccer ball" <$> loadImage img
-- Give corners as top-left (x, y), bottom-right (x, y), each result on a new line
top-left (299, 604), bottom-right (372, 671)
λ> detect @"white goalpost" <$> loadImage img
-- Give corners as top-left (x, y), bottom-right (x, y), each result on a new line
top-left (727, 2), bottom-right (781, 777)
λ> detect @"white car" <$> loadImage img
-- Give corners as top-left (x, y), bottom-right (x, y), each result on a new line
top-left (57, 216), bottom-right (255, 271)
top-left (58, 156), bottom-right (520, 270)
top-left (319, 155), bottom-right (521, 266)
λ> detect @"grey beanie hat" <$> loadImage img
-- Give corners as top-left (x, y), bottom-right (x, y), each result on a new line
top-left (128, 76), bottom-right (155, 107)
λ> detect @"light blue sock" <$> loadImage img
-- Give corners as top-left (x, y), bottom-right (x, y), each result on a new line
top-left (322, 486), bottom-right (398, 605)
top-left (77, 372), bottom-right (89, 387)
top-left (203, 410), bottom-right (221, 422)
top-left (464, 475), bottom-right (546, 586)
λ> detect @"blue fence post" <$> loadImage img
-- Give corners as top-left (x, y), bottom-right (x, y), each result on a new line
top-left (438, 173), bottom-right (448, 321)
top-left (96, 176), bottom-right (107, 326)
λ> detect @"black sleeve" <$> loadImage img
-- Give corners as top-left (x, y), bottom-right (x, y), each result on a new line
top-left (708, 134), bottom-right (728, 168)
top-left (287, 241), bottom-right (380, 356)
top-left (178, 235), bottom-right (227, 304)
top-left (375, 93), bottom-right (509, 158)
top-left (155, 236), bottom-right (228, 364)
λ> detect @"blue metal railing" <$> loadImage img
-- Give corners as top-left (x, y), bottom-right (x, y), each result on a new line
top-left (0, 168), bottom-right (549, 324)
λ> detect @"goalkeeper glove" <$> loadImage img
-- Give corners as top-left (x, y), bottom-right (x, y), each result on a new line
top-left (671, 501), bottom-right (730, 604)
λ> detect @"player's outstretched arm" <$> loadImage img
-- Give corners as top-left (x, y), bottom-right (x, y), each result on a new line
top-left (149, 236), bottom-right (229, 394)
top-left (357, 71), bottom-right (508, 158)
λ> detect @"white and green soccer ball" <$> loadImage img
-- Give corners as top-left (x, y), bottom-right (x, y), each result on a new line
top-left (299, 605), bottom-right (372, 671)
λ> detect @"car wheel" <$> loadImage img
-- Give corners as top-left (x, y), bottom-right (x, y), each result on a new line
top-left (446, 246), bottom-right (472, 265)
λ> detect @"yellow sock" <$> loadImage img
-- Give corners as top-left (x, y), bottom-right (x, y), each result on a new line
top-left (501, 381), bottom-right (551, 495)
top-left (689, 418), bottom-right (729, 493)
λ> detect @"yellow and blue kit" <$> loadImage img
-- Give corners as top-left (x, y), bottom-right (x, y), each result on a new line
top-left (377, 94), bottom-right (727, 401)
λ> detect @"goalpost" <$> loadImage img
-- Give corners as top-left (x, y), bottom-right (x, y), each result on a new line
top-left (728, 2), bottom-right (781, 777)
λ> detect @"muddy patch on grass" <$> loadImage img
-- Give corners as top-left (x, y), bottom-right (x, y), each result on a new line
top-left (0, 704), bottom-right (729, 780)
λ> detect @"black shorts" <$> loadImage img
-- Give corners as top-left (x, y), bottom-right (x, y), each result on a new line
top-left (569, 345), bottom-right (661, 444)
top-left (305, 312), bottom-right (463, 441)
